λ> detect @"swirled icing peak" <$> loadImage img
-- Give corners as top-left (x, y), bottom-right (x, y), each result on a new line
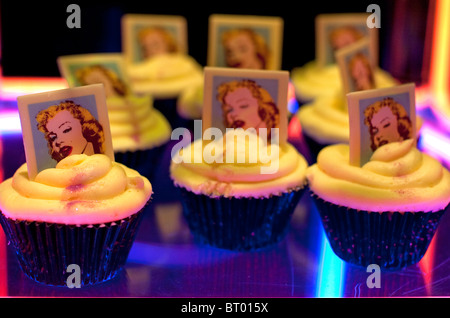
top-left (0, 154), bottom-right (152, 224)
top-left (170, 129), bottom-right (308, 198)
top-left (307, 139), bottom-right (450, 212)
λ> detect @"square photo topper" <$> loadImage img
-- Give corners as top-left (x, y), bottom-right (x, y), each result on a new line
top-left (315, 13), bottom-right (378, 68)
top-left (17, 84), bottom-right (114, 180)
top-left (335, 38), bottom-right (377, 94)
top-left (202, 66), bottom-right (289, 145)
top-left (57, 53), bottom-right (130, 98)
top-left (347, 83), bottom-right (416, 167)
top-left (207, 14), bottom-right (283, 70)
top-left (121, 14), bottom-right (187, 66)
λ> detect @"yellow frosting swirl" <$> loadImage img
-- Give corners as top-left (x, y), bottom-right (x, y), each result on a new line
top-left (107, 94), bottom-right (171, 152)
top-left (291, 61), bottom-right (397, 102)
top-left (126, 53), bottom-right (204, 98)
top-left (0, 154), bottom-right (152, 224)
top-left (307, 139), bottom-right (450, 212)
top-left (170, 130), bottom-right (308, 198)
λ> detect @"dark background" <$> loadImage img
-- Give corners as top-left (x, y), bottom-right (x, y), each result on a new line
top-left (0, 0), bottom-right (430, 84)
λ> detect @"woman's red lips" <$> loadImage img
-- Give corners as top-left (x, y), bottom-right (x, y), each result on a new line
top-left (60, 146), bottom-right (72, 158)
top-left (378, 140), bottom-right (388, 147)
top-left (231, 120), bottom-right (245, 128)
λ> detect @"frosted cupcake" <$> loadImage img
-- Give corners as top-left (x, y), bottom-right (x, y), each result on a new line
top-left (108, 93), bottom-right (171, 181)
top-left (125, 53), bottom-right (204, 128)
top-left (0, 154), bottom-right (152, 286)
top-left (293, 88), bottom-right (423, 163)
top-left (170, 129), bottom-right (308, 251)
top-left (306, 140), bottom-right (450, 269)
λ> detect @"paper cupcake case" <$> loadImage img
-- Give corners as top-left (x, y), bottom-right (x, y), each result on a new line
top-left (0, 208), bottom-right (145, 287)
top-left (177, 186), bottom-right (305, 251)
top-left (309, 191), bottom-right (448, 270)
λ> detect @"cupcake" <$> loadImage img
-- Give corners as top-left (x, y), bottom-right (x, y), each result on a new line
top-left (292, 88), bottom-right (423, 164)
top-left (306, 139), bottom-right (450, 270)
top-left (170, 129), bottom-right (308, 251)
top-left (0, 153), bottom-right (152, 286)
top-left (108, 93), bottom-right (171, 181)
top-left (125, 53), bottom-right (204, 129)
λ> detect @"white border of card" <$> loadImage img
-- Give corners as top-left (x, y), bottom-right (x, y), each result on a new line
top-left (57, 53), bottom-right (129, 90)
top-left (121, 14), bottom-right (187, 66)
top-left (315, 13), bottom-right (378, 68)
top-left (207, 14), bottom-right (283, 70)
top-left (202, 66), bottom-right (289, 145)
top-left (17, 84), bottom-right (114, 180)
top-left (347, 83), bottom-right (416, 167)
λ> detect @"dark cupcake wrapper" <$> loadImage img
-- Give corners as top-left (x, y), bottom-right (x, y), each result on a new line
top-left (309, 190), bottom-right (448, 270)
top-left (0, 208), bottom-right (145, 287)
top-left (115, 144), bottom-right (167, 182)
top-left (153, 97), bottom-right (193, 130)
top-left (177, 186), bottom-right (305, 251)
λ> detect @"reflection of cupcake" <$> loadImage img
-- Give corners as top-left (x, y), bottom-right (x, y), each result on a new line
top-left (293, 88), bottom-right (423, 164)
top-left (125, 53), bottom-right (204, 128)
top-left (108, 94), bottom-right (171, 181)
top-left (0, 154), bottom-right (152, 286)
top-left (306, 140), bottom-right (450, 270)
top-left (170, 129), bottom-right (308, 251)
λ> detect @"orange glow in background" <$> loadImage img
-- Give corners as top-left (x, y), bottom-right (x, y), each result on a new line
top-left (417, 0), bottom-right (450, 125)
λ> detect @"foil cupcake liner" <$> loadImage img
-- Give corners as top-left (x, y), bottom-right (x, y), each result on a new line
top-left (115, 145), bottom-right (166, 182)
top-left (0, 208), bottom-right (145, 287)
top-left (309, 191), bottom-right (448, 270)
top-left (177, 186), bottom-right (305, 251)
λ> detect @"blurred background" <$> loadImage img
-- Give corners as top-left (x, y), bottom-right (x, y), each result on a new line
top-left (0, 0), bottom-right (430, 85)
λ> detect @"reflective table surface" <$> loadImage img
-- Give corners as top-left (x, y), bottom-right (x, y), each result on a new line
top-left (0, 81), bottom-right (450, 298)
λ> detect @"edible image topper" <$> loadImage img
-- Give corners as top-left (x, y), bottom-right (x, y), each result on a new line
top-left (121, 14), bottom-right (187, 65)
top-left (335, 38), bottom-right (376, 94)
top-left (17, 84), bottom-right (114, 180)
top-left (202, 67), bottom-right (289, 145)
top-left (347, 83), bottom-right (416, 166)
top-left (207, 14), bottom-right (283, 70)
top-left (57, 53), bottom-right (130, 98)
top-left (315, 13), bottom-right (378, 68)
